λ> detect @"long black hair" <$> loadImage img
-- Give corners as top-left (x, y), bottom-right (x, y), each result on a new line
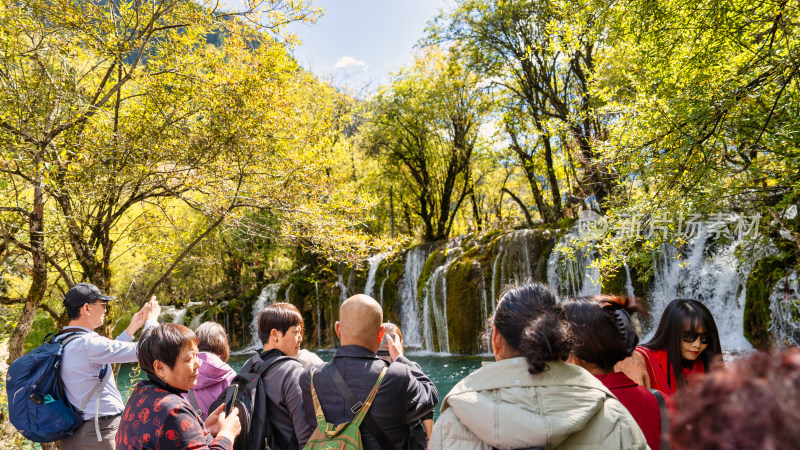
top-left (642, 298), bottom-right (722, 388)
top-left (491, 282), bottom-right (571, 374)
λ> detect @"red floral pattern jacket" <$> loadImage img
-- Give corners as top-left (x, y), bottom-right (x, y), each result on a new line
top-left (116, 380), bottom-right (232, 450)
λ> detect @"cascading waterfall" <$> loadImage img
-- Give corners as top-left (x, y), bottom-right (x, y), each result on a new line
top-left (337, 273), bottom-right (348, 306)
top-left (363, 253), bottom-right (387, 298)
top-left (379, 268), bottom-right (389, 308)
top-left (648, 227), bottom-right (756, 349)
top-left (547, 232), bottom-right (601, 298)
top-left (284, 283), bottom-right (293, 302)
top-left (500, 230), bottom-right (538, 284)
top-left (491, 238), bottom-right (504, 313)
top-left (162, 306), bottom-right (188, 325)
top-left (769, 271), bottom-right (800, 346)
top-left (420, 247), bottom-right (461, 353)
top-left (422, 265), bottom-right (452, 353)
top-left (479, 262), bottom-right (492, 353)
top-left (250, 283), bottom-right (279, 348)
top-left (189, 314), bottom-right (203, 330)
top-left (349, 215), bottom-right (778, 354)
top-left (400, 246), bottom-right (431, 348)
top-left (624, 263), bottom-right (636, 298)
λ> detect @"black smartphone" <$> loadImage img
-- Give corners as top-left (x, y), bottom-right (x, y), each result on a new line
top-left (224, 384), bottom-right (238, 415)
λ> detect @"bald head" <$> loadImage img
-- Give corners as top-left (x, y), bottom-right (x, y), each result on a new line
top-left (336, 294), bottom-right (384, 351)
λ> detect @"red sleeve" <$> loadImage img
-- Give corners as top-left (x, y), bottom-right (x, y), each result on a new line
top-left (160, 403), bottom-right (233, 450)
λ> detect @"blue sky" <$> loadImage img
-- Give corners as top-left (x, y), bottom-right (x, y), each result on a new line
top-left (226, 0), bottom-right (451, 93)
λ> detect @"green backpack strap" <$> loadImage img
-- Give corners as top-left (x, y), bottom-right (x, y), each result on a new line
top-left (350, 367), bottom-right (388, 428)
top-left (309, 367), bottom-right (329, 431)
top-left (306, 366), bottom-right (390, 449)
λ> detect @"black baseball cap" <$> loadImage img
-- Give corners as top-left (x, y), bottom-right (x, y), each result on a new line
top-left (63, 283), bottom-right (115, 309)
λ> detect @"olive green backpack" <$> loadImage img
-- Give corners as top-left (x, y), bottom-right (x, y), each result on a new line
top-left (303, 366), bottom-right (388, 450)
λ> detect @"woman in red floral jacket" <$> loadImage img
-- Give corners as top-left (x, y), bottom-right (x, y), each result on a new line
top-left (116, 323), bottom-right (241, 450)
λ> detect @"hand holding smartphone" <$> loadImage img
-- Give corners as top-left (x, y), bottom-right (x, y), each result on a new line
top-left (224, 384), bottom-right (238, 416)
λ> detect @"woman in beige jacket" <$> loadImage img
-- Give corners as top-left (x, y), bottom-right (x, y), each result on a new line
top-left (429, 283), bottom-right (648, 450)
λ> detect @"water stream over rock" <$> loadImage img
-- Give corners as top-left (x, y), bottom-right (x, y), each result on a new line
top-left (249, 283), bottom-right (279, 348)
top-left (235, 223), bottom-right (794, 353)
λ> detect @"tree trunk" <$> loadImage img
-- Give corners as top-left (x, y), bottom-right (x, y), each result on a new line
top-left (541, 134), bottom-right (562, 219)
top-left (471, 191), bottom-right (483, 232)
top-left (8, 177), bottom-right (47, 364)
top-left (418, 187), bottom-right (436, 242)
top-left (507, 126), bottom-right (553, 223)
top-left (502, 187), bottom-right (534, 227)
top-left (389, 188), bottom-right (395, 239)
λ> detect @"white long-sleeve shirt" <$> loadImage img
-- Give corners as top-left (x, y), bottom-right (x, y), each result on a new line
top-left (57, 321), bottom-right (157, 420)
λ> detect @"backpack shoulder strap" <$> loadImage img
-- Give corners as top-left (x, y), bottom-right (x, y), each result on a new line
top-left (187, 389), bottom-right (203, 417)
top-left (649, 388), bottom-right (671, 450)
top-left (351, 367), bottom-right (388, 426)
top-left (254, 354), bottom-right (293, 377)
top-left (53, 330), bottom-right (85, 346)
top-left (55, 329), bottom-right (109, 443)
top-left (326, 362), bottom-right (394, 450)
top-left (252, 353), bottom-right (295, 450)
top-left (309, 367), bottom-right (328, 432)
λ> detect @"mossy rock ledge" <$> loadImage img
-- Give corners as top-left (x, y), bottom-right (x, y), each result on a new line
top-left (743, 253), bottom-right (797, 349)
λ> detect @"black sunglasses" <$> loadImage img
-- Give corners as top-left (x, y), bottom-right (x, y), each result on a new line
top-left (681, 330), bottom-right (710, 344)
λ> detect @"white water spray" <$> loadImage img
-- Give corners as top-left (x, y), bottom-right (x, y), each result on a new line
top-left (250, 284), bottom-right (280, 348)
top-left (364, 253), bottom-right (387, 298)
top-left (769, 271), bottom-right (800, 346)
top-left (401, 246), bottom-right (431, 348)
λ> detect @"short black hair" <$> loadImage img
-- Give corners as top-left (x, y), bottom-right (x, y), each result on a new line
top-left (66, 305), bottom-right (83, 321)
top-left (257, 302), bottom-right (303, 344)
top-left (138, 323), bottom-right (198, 373)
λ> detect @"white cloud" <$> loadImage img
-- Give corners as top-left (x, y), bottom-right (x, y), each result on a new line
top-left (334, 56), bottom-right (367, 70)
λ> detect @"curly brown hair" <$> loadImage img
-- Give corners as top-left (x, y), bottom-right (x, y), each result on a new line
top-left (671, 348), bottom-right (800, 450)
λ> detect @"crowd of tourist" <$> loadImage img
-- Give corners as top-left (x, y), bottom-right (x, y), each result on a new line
top-left (49, 281), bottom-right (800, 449)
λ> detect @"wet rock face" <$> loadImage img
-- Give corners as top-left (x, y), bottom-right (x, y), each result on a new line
top-left (232, 229), bottom-right (568, 354)
top-left (445, 259), bottom-right (487, 354)
top-left (407, 229), bottom-right (561, 354)
top-left (234, 224), bottom-right (786, 354)
top-left (745, 253), bottom-right (799, 349)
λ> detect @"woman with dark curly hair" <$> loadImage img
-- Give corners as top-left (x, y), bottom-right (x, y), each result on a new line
top-left (429, 283), bottom-right (647, 450)
top-left (617, 299), bottom-right (722, 397)
top-left (116, 323), bottom-right (241, 450)
top-left (671, 348), bottom-right (800, 449)
top-left (564, 295), bottom-right (664, 450)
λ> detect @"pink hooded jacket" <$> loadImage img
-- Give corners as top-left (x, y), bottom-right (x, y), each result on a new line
top-left (183, 352), bottom-right (237, 419)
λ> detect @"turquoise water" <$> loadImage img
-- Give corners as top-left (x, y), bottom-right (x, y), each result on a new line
top-left (117, 350), bottom-right (492, 418)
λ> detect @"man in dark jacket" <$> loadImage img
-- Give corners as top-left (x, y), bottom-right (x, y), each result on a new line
top-left (299, 294), bottom-right (438, 450)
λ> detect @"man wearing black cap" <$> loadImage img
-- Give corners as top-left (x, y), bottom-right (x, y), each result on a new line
top-left (57, 283), bottom-right (160, 450)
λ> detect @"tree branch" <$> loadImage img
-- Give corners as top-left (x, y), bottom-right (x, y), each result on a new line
top-left (502, 187), bottom-right (534, 227)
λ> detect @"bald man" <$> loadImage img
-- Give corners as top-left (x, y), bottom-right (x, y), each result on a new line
top-left (299, 295), bottom-right (438, 450)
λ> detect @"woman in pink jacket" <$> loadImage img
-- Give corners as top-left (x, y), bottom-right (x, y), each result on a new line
top-left (184, 322), bottom-right (237, 419)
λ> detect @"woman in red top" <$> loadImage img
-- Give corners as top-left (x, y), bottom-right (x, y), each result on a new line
top-left (564, 295), bottom-right (664, 450)
top-left (616, 299), bottom-right (722, 396)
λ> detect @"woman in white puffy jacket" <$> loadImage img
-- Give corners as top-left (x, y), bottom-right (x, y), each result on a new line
top-left (429, 283), bottom-right (648, 450)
